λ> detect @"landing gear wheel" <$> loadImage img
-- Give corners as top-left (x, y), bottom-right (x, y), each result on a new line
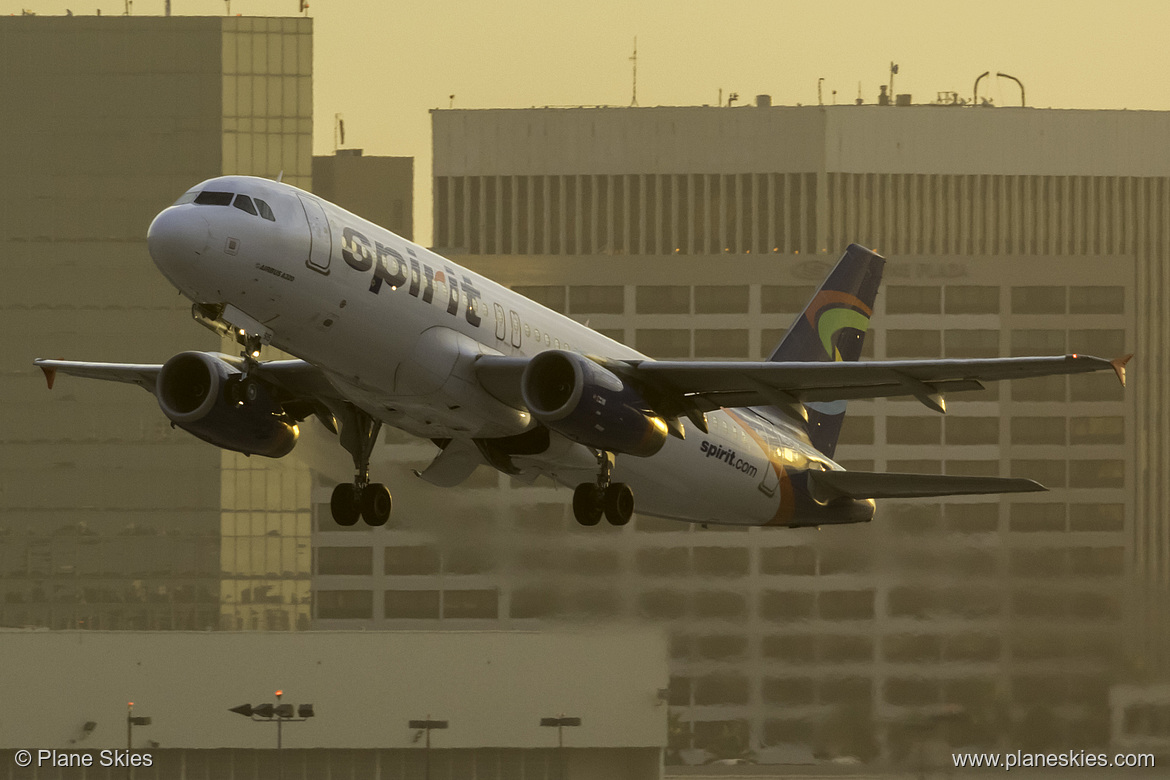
top-left (603, 482), bottom-right (634, 526)
top-left (572, 483), bottom-right (604, 526)
top-left (330, 483), bottom-right (361, 526)
top-left (361, 483), bottom-right (392, 526)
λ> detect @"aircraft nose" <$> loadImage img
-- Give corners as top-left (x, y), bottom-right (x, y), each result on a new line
top-left (147, 206), bottom-right (211, 268)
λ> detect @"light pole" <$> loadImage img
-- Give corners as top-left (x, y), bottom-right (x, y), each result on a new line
top-left (125, 703), bottom-right (150, 780)
top-left (229, 690), bottom-right (315, 780)
top-left (540, 715), bottom-right (581, 780)
top-left (408, 716), bottom-right (448, 780)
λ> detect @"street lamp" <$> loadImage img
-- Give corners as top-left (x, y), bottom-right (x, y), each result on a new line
top-left (125, 703), bottom-right (150, 780)
top-left (408, 716), bottom-right (448, 780)
top-left (229, 690), bottom-right (315, 780)
top-left (540, 715), bottom-right (581, 780)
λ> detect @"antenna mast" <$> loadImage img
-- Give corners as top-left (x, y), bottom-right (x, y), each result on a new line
top-left (629, 37), bottom-right (638, 106)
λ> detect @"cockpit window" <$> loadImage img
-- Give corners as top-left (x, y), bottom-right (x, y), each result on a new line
top-left (255, 198), bottom-right (276, 222)
top-left (233, 194), bottom-right (258, 216)
top-left (172, 188), bottom-right (199, 206)
top-left (194, 191), bottom-right (234, 206)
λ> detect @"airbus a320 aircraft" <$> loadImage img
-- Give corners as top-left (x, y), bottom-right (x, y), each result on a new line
top-left (36, 176), bottom-right (1131, 529)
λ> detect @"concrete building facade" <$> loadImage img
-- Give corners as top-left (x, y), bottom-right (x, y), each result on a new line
top-left (0, 15), bottom-right (314, 633)
top-left (309, 104), bottom-right (1150, 762)
top-left (312, 149), bottom-right (413, 240)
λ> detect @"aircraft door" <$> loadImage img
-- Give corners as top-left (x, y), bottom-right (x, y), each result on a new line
top-left (509, 310), bottom-right (522, 348)
top-left (298, 194), bottom-right (332, 273)
top-left (494, 303), bottom-right (506, 340)
top-left (757, 429), bottom-right (781, 497)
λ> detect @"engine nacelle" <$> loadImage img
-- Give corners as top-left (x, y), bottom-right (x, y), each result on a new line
top-left (520, 350), bottom-right (667, 457)
top-left (156, 351), bottom-right (298, 458)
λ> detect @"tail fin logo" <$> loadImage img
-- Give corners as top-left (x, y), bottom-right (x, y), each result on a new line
top-left (804, 291), bottom-right (873, 360)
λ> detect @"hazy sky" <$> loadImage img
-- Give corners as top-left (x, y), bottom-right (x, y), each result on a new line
top-left (8, 0), bottom-right (1170, 243)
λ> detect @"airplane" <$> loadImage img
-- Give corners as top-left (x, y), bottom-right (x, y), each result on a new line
top-left (34, 176), bottom-right (1132, 530)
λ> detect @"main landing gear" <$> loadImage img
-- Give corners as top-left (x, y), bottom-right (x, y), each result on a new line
top-left (572, 451), bottom-right (634, 527)
top-left (330, 409), bottom-right (392, 527)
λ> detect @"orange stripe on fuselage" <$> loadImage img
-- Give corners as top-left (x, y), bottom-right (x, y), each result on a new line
top-left (724, 409), bottom-right (795, 526)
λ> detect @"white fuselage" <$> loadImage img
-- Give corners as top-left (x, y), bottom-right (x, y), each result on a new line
top-left (147, 175), bottom-right (856, 527)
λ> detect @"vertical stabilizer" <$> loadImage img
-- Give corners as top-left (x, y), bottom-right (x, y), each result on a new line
top-left (767, 244), bottom-right (885, 457)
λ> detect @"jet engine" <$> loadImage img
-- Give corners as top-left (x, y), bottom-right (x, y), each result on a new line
top-left (520, 350), bottom-right (667, 457)
top-left (156, 351), bottom-right (298, 458)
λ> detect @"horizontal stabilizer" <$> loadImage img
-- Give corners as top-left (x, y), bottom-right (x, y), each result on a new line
top-left (810, 469), bottom-right (1045, 500)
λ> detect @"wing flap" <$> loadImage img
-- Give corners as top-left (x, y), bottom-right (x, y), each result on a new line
top-left (810, 469), bottom-right (1045, 500)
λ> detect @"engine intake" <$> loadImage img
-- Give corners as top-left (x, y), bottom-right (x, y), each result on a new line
top-left (156, 351), bottom-right (298, 458)
top-left (520, 350), bottom-right (666, 457)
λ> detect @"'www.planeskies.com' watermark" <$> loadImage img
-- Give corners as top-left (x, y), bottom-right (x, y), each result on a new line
top-left (954, 750), bottom-right (1155, 770)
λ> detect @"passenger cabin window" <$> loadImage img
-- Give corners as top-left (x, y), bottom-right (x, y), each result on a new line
top-left (233, 194), bottom-right (258, 216)
top-left (194, 191), bottom-right (233, 206)
top-left (255, 198), bottom-right (276, 222)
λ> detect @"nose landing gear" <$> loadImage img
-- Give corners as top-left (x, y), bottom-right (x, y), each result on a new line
top-left (572, 451), bottom-right (634, 527)
top-left (330, 408), bottom-right (392, 527)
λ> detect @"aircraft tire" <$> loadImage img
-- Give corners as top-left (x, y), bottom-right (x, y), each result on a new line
top-left (361, 483), bottom-right (392, 527)
top-left (572, 484), bottom-right (604, 526)
top-left (330, 483), bottom-right (361, 526)
top-left (603, 482), bottom-right (634, 526)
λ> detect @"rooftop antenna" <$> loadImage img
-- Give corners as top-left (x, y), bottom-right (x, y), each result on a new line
top-left (855, 82), bottom-right (863, 105)
top-left (334, 114), bottom-right (345, 151)
top-left (165, 0), bottom-right (170, 15)
top-left (449, 94), bottom-right (455, 109)
top-left (224, 0), bottom-right (230, 15)
top-left (817, 77), bottom-right (824, 106)
top-left (997, 72), bottom-right (1025, 106)
top-left (629, 37), bottom-right (638, 106)
top-left (123, 0), bottom-right (131, 14)
top-left (889, 62), bottom-right (898, 97)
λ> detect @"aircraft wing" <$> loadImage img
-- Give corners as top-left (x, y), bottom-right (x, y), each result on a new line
top-left (35, 359), bottom-right (161, 392)
top-left (34, 355), bottom-right (344, 426)
top-left (628, 353), bottom-right (1131, 415)
top-left (475, 352), bottom-right (1130, 424)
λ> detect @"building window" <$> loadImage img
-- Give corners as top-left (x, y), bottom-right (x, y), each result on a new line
top-left (838, 415), bottom-right (874, 445)
top-left (383, 589), bottom-right (440, 619)
top-left (512, 285), bottom-right (566, 313)
top-left (945, 329), bottom-right (1000, 358)
top-left (1011, 459), bottom-right (1066, 488)
top-left (1012, 286), bottom-right (1066, 314)
top-left (384, 546), bottom-right (440, 576)
top-left (694, 285), bottom-right (749, 314)
top-left (760, 285), bottom-right (814, 314)
top-left (759, 546), bottom-right (816, 575)
top-left (1011, 329), bottom-right (1066, 356)
top-left (762, 677), bottom-right (815, 705)
top-left (568, 285), bottom-right (623, 314)
top-left (946, 286), bottom-right (999, 314)
top-left (1070, 416), bottom-right (1124, 445)
top-left (886, 330), bottom-right (941, 358)
top-left (887, 416), bottom-right (941, 445)
top-left (946, 417), bottom-right (999, 445)
top-left (1009, 503), bottom-right (1066, 532)
top-left (510, 588), bottom-right (559, 618)
top-left (1010, 417), bottom-right (1066, 445)
top-left (636, 329), bottom-right (690, 358)
top-left (316, 547), bottom-right (372, 576)
top-left (692, 591), bottom-right (748, 619)
top-left (1012, 376), bottom-right (1067, 402)
top-left (636, 548), bottom-right (690, 576)
top-left (636, 285), bottom-right (689, 314)
top-left (761, 634), bottom-right (815, 661)
top-left (1069, 329), bottom-right (1126, 358)
top-left (1069, 286), bottom-right (1124, 315)
top-left (1068, 459), bottom-right (1125, 489)
top-left (1069, 503), bottom-right (1124, 532)
top-left (759, 591), bottom-right (814, 621)
top-left (944, 503), bottom-right (998, 534)
top-left (820, 590), bottom-right (875, 620)
top-left (442, 589), bottom-right (498, 619)
top-left (638, 590), bottom-right (687, 619)
top-left (886, 286), bottom-right (941, 314)
top-left (694, 329), bottom-right (748, 358)
top-left (316, 590), bottom-right (373, 620)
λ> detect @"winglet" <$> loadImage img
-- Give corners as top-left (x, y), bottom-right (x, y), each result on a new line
top-left (1111, 353), bottom-right (1133, 387)
top-left (38, 361), bottom-right (57, 390)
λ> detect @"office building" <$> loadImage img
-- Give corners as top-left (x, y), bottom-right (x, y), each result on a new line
top-left (0, 15), bottom-right (314, 632)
